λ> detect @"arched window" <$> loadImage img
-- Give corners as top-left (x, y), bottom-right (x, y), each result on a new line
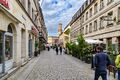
top-left (7, 24), bottom-right (13, 33)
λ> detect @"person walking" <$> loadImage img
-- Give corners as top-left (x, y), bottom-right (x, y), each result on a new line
top-left (55, 45), bottom-right (59, 55)
top-left (94, 46), bottom-right (111, 80)
top-left (59, 46), bottom-right (62, 55)
top-left (115, 51), bottom-right (120, 80)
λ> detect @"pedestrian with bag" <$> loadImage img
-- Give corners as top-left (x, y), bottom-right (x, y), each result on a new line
top-left (115, 51), bottom-right (120, 80)
top-left (94, 46), bottom-right (111, 80)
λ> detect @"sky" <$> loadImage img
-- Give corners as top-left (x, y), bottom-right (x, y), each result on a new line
top-left (40, 0), bottom-right (86, 36)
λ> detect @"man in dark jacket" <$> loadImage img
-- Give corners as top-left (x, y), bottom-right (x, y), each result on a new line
top-left (94, 46), bottom-right (111, 80)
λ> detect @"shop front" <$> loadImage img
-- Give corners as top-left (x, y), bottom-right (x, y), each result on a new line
top-left (0, 24), bottom-right (15, 75)
top-left (28, 26), bottom-right (39, 58)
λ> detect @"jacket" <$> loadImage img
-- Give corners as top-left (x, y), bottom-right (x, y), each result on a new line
top-left (115, 54), bottom-right (120, 68)
top-left (95, 52), bottom-right (111, 71)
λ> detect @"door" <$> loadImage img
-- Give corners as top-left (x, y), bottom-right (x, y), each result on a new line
top-left (29, 39), bottom-right (32, 58)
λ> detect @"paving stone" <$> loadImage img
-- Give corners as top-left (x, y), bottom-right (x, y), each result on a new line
top-left (7, 49), bottom-right (115, 80)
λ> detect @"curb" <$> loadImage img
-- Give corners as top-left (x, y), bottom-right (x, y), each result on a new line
top-left (0, 67), bottom-right (20, 80)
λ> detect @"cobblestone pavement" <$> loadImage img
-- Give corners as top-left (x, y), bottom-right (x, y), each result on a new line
top-left (7, 49), bottom-right (115, 80)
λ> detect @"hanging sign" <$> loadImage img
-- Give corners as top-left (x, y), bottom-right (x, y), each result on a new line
top-left (0, 0), bottom-right (9, 9)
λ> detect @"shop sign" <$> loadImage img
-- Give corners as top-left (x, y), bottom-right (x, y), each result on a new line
top-left (32, 26), bottom-right (39, 37)
top-left (0, 0), bottom-right (9, 9)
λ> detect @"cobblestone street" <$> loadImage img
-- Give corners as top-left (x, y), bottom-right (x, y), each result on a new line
top-left (7, 49), bottom-right (114, 80)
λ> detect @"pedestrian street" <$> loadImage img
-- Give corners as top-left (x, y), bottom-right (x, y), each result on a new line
top-left (7, 49), bottom-right (114, 80)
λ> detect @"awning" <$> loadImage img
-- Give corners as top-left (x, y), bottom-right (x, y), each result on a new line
top-left (85, 39), bottom-right (103, 44)
top-left (32, 26), bottom-right (39, 37)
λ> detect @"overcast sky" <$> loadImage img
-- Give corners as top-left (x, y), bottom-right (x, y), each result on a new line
top-left (41, 0), bottom-right (86, 36)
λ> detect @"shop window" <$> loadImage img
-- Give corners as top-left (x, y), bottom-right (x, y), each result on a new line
top-left (5, 36), bottom-right (12, 60)
top-left (0, 32), bottom-right (2, 64)
top-left (5, 25), bottom-right (13, 61)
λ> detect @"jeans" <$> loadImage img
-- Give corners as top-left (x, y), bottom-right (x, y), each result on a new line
top-left (94, 69), bottom-right (107, 80)
top-left (118, 69), bottom-right (120, 80)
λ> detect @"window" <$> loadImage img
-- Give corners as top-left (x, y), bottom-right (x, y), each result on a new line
top-left (86, 12), bottom-right (88, 20)
top-left (85, 0), bottom-right (88, 7)
top-left (100, 0), bottom-right (104, 10)
top-left (89, 0), bottom-right (93, 3)
top-left (107, 0), bottom-right (114, 5)
top-left (94, 3), bottom-right (98, 14)
top-left (32, 8), bottom-right (35, 21)
top-left (99, 17), bottom-right (104, 29)
top-left (0, 32), bottom-right (2, 64)
top-left (90, 8), bottom-right (92, 17)
top-left (81, 27), bottom-right (84, 34)
top-left (21, 0), bottom-right (25, 8)
top-left (107, 11), bottom-right (113, 26)
top-left (28, 0), bottom-right (31, 15)
top-left (85, 25), bottom-right (88, 34)
top-left (94, 20), bottom-right (97, 31)
top-left (82, 15), bottom-right (84, 23)
top-left (5, 25), bottom-right (13, 61)
top-left (8, 25), bottom-right (13, 33)
top-left (89, 23), bottom-right (92, 33)
top-left (118, 7), bottom-right (120, 22)
top-left (82, 5), bottom-right (84, 11)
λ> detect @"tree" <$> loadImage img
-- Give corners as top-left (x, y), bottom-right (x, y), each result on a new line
top-left (77, 34), bottom-right (88, 59)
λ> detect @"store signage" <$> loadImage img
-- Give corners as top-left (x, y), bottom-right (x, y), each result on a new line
top-left (32, 26), bottom-right (39, 37)
top-left (0, 0), bottom-right (9, 9)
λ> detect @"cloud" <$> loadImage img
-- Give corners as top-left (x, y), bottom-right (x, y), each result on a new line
top-left (41, 0), bottom-right (86, 36)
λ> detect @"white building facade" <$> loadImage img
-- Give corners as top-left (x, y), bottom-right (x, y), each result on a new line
top-left (0, 0), bottom-right (47, 76)
top-left (70, 0), bottom-right (120, 52)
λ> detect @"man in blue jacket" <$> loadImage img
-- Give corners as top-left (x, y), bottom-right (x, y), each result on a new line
top-left (94, 46), bottom-right (111, 80)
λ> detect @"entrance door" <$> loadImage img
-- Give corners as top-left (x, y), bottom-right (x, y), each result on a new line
top-left (29, 39), bottom-right (32, 58)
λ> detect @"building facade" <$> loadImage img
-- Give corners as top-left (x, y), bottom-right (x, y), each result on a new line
top-left (63, 24), bottom-right (71, 47)
top-left (0, 0), bottom-right (47, 76)
top-left (70, 0), bottom-right (120, 52)
top-left (48, 36), bottom-right (58, 46)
